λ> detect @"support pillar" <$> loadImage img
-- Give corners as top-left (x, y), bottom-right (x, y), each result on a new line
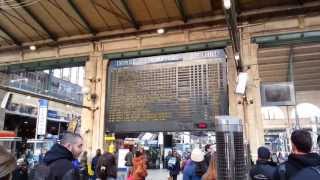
top-left (241, 37), bottom-right (265, 160)
top-left (81, 43), bottom-right (108, 157)
top-left (0, 89), bottom-right (7, 130)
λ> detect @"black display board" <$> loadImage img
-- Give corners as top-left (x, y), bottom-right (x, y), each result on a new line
top-left (105, 50), bottom-right (228, 132)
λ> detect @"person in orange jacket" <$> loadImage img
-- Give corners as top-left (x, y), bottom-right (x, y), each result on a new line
top-left (132, 151), bottom-right (148, 180)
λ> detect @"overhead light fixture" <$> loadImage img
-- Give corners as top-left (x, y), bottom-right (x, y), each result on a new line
top-left (66, 105), bottom-right (70, 108)
top-left (223, 0), bottom-right (231, 9)
top-left (234, 52), bottom-right (240, 61)
top-left (157, 28), bottom-right (165, 34)
top-left (236, 72), bottom-right (248, 95)
top-left (29, 45), bottom-right (37, 51)
top-left (26, 96), bottom-right (31, 99)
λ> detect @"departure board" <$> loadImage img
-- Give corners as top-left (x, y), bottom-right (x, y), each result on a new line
top-left (106, 50), bottom-right (228, 132)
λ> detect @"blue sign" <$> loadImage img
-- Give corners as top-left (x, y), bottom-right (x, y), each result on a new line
top-left (37, 99), bottom-right (48, 136)
top-left (47, 110), bottom-right (58, 119)
top-left (39, 99), bottom-right (48, 108)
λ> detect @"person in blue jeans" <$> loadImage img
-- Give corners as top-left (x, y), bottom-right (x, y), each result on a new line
top-left (183, 148), bottom-right (206, 180)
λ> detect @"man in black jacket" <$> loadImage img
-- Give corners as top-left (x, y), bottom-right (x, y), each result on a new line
top-left (250, 146), bottom-right (277, 180)
top-left (273, 130), bottom-right (320, 180)
top-left (96, 151), bottom-right (117, 180)
top-left (43, 132), bottom-right (84, 180)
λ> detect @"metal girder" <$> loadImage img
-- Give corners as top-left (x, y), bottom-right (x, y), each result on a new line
top-left (223, 0), bottom-right (241, 70)
top-left (0, 84), bottom-right (90, 109)
top-left (175, 0), bottom-right (188, 23)
top-left (67, 0), bottom-right (97, 35)
top-left (16, 0), bottom-right (57, 41)
top-left (0, 24), bottom-right (21, 45)
top-left (120, 0), bottom-right (139, 29)
top-left (295, 0), bottom-right (304, 5)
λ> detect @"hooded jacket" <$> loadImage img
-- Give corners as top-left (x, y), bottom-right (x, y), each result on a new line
top-left (96, 152), bottom-right (117, 179)
top-left (274, 153), bottom-right (320, 180)
top-left (132, 156), bottom-right (148, 180)
top-left (43, 143), bottom-right (78, 180)
top-left (250, 160), bottom-right (277, 180)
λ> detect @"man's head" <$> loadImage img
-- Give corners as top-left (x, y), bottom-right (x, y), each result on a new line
top-left (61, 132), bottom-right (83, 159)
top-left (96, 149), bottom-right (101, 156)
top-left (291, 129), bottom-right (312, 154)
top-left (257, 146), bottom-right (270, 160)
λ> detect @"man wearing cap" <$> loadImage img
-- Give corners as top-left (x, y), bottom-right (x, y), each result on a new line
top-left (250, 146), bottom-right (277, 180)
top-left (0, 145), bottom-right (17, 180)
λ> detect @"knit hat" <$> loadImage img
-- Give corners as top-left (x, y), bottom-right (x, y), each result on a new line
top-left (191, 148), bottom-right (204, 162)
top-left (0, 145), bottom-right (17, 178)
top-left (257, 146), bottom-right (271, 160)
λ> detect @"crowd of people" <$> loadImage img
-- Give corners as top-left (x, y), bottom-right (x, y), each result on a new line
top-left (250, 129), bottom-right (320, 180)
top-left (1, 129), bottom-right (320, 180)
top-left (163, 144), bottom-right (217, 180)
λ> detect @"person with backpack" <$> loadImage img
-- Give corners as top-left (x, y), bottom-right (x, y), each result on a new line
top-left (273, 129), bottom-right (320, 180)
top-left (29, 132), bottom-right (84, 180)
top-left (183, 148), bottom-right (206, 180)
top-left (250, 146), bottom-right (277, 180)
top-left (202, 152), bottom-right (217, 180)
top-left (96, 151), bottom-right (117, 180)
top-left (165, 151), bottom-right (173, 169)
top-left (167, 151), bottom-right (181, 180)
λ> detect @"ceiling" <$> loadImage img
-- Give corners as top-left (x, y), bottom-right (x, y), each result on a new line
top-left (0, 0), bottom-right (319, 50)
top-left (258, 43), bottom-right (320, 91)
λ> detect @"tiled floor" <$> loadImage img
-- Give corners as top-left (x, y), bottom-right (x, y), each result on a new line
top-left (146, 169), bottom-right (183, 180)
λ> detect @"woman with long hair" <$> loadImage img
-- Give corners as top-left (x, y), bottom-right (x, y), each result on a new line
top-left (202, 153), bottom-right (217, 180)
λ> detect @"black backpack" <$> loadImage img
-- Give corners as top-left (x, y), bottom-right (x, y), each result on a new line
top-left (28, 163), bottom-right (51, 180)
top-left (29, 163), bottom-right (82, 180)
top-left (195, 161), bottom-right (207, 177)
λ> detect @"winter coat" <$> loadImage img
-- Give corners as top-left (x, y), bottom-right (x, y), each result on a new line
top-left (96, 152), bottom-right (117, 179)
top-left (183, 161), bottom-right (202, 180)
top-left (168, 156), bottom-right (181, 176)
top-left (273, 153), bottom-right (320, 180)
top-left (43, 143), bottom-right (79, 180)
top-left (91, 155), bottom-right (100, 176)
top-left (204, 152), bottom-right (211, 168)
top-left (12, 166), bottom-right (28, 180)
top-left (291, 165), bottom-right (320, 180)
top-left (125, 151), bottom-right (134, 167)
top-left (132, 156), bottom-right (148, 180)
top-left (250, 160), bottom-right (277, 180)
